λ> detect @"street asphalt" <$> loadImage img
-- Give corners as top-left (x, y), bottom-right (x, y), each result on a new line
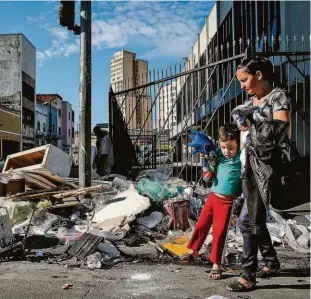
top-left (0, 247), bottom-right (309, 299)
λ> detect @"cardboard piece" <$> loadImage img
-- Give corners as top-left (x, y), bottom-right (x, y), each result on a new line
top-left (162, 235), bottom-right (191, 257)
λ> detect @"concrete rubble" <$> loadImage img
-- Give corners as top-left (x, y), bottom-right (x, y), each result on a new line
top-left (0, 146), bottom-right (309, 270)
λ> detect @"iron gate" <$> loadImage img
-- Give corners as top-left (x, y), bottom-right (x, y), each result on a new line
top-left (109, 35), bottom-right (310, 181)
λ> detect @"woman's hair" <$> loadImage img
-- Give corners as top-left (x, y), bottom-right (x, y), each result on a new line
top-left (237, 56), bottom-right (274, 85)
top-left (218, 123), bottom-right (240, 143)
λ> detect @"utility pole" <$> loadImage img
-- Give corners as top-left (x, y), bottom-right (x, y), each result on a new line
top-left (59, 1), bottom-right (91, 188)
top-left (49, 101), bottom-right (52, 144)
top-left (78, 1), bottom-right (92, 188)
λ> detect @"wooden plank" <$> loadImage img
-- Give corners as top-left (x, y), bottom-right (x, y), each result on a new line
top-left (19, 173), bottom-right (52, 190)
top-left (25, 173), bottom-right (57, 189)
top-left (53, 184), bottom-right (113, 199)
top-left (9, 191), bottom-right (60, 201)
top-left (5, 186), bottom-right (70, 201)
top-left (25, 169), bottom-right (67, 185)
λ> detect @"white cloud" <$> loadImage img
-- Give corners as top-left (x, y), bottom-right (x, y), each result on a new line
top-left (37, 39), bottom-right (79, 65)
top-left (92, 20), bottom-right (128, 49)
top-left (35, 1), bottom-right (213, 64)
top-left (49, 28), bottom-right (69, 41)
top-left (90, 1), bottom-right (210, 58)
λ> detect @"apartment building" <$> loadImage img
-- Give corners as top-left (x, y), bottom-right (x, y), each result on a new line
top-left (0, 33), bottom-right (36, 154)
top-left (110, 50), bottom-right (152, 131)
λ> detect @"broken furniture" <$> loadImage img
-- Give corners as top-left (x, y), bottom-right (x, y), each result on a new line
top-left (3, 144), bottom-right (72, 178)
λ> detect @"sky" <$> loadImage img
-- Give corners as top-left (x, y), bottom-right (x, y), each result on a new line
top-left (0, 1), bottom-right (214, 127)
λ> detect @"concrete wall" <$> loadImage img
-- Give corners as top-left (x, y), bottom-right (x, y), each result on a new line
top-left (0, 35), bottom-right (22, 113)
top-left (21, 35), bottom-right (36, 80)
top-left (175, 3), bottom-right (217, 109)
top-left (0, 35), bottom-right (22, 151)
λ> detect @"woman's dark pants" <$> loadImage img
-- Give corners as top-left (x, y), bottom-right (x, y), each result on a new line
top-left (238, 178), bottom-right (280, 278)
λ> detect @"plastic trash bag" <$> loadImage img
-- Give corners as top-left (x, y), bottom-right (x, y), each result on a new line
top-left (87, 252), bottom-right (102, 269)
top-left (138, 211), bottom-right (163, 228)
top-left (136, 178), bottom-right (171, 203)
top-left (30, 210), bottom-right (61, 236)
top-left (1, 200), bottom-right (33, 226)
top-left (136, 166), bottom-right (172, 182)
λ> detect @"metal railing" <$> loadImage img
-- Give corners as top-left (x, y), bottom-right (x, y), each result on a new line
top-left (109, 34), bottom-right (310, 181)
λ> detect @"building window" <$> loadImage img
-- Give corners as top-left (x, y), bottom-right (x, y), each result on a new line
top-left (72, 111), bottom-right (74, 122)
top-left (52, 124), bottom-right (55, 133)
top-left (58, 109), bottom-right (61, 118)
top-left (37, 121), bottom-right (40, 131)
top-left (68, 129), bottom-right (70, 137)
top-left (43, 123), bottom-right (46, 132)
top-left (68, 112), bottom-right (70, 121)
top-left (72, 127), bottom-right (74, 138)
top-left (59, 127), bottom-right (61, 135)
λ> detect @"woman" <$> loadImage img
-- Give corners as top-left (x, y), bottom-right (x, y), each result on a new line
top-left (227, 56), bottom-right (291, 292)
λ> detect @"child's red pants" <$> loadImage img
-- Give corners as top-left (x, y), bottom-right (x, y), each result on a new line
top-left (187, 192), bottom-right (233, 264)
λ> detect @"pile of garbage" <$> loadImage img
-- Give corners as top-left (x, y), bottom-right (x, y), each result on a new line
top-left (0, 145), bottom-right (309, 270)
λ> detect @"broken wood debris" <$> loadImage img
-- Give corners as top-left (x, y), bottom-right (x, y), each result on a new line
top-left (68, 233), bottom-right (103, 260)
top-left (5, 188), bottom-right (70, 202)
top-left (52, 184), bottom-right (113, 199)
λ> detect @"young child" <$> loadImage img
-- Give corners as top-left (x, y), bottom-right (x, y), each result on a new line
top-left (184, 123), bottom-right (242, 280)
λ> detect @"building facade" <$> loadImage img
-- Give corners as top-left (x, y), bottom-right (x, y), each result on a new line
top-left (36, 94), bottom-right (74, 153)
top-left (36, 94), bottom-right (62, 148)
top-left (156, 81), bottom-right (177, 131)
top-left (172, 1), bottom-right (310, 160)
top-left (61, 101), bottom-right (75, 154)
top-left (35, 96), bottom-right (49, 146)
top-left (110, 50), bottom-right (152, 132)
top-left (0, 33), bottom-right (36, 156)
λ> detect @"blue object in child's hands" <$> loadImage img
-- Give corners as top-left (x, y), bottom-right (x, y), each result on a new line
top-left (187, 128), bottom-right (216, 156)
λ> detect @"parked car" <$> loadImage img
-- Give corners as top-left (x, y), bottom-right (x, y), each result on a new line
top-left (151, 152), bottom-right (172, 164)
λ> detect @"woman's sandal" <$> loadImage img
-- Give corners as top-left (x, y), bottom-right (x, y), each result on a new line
top-left (256, 265), bottom-right (281, 278)
top-left (227, 280), bottom-right (256, 292)
top-left (208, 269), bottom-right (223, 280)
top-left (227, 273), bottom-right (256, 292)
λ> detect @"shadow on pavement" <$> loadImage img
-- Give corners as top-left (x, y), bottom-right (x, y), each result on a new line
top-left (255, 283), bottom-right (310, 290)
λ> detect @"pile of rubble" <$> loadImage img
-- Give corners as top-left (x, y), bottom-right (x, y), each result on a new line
top-left (0, 144), bottom-right (309, 270)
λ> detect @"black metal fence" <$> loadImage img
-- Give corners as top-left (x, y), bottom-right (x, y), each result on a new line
top-left (109, 34), bottom-right (310, 180)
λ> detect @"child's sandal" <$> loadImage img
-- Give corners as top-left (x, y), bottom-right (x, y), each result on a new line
top-left (180, 253), bottom-right (193, 263)
top-left (208, 269), bottom-right (223, 280)
top-left (180, 252), bottom-right (199, 263)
